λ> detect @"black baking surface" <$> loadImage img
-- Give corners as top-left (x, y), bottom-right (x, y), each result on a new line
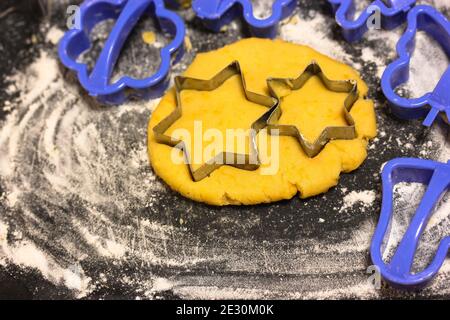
top-left (0, 0), bottom-right (449, 299)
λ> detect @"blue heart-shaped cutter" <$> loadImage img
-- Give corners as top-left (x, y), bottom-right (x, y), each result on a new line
top-left (328, 0), bottom-right (416, 42)
top-left (192, 0), bottom-right (298, 38)
top-left (371, 157), bottom-right (450, 289)
top-left (381, 5), bottom-right (450, 127)
top-left (58, 0), bottom-right (185, 105)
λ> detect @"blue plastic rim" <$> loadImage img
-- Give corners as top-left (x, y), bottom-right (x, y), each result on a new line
top-left (381, 5), bottom-right (450, 127)
top-left (58, 0), bottom-right (185, 105)
top-left (371, 158), bottom-right (450, 289)
top-left (192, 0), bottom-right (298, 38)
top-left (328, 0), bottom-right (416, 42)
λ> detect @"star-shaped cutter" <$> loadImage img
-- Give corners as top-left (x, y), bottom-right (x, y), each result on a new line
top-left (266, 61), bottom-right (359, 158)
top-left (152, 61), bottom-right (278, 182)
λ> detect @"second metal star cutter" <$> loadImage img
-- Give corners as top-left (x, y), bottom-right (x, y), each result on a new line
top-left (266, 61), bottom-right (359, 157)
top-left (153, 61), bottom-right (278, 182)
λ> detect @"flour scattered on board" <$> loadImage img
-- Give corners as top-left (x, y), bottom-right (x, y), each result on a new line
top-left (0, 218), bottom-right (91, 297)
top-left (280, 13), bottom-right (352, 64)
top-left (0, 28), bottom-right (173, 298)
top-left (251, 0), bottom-right (275, 19)
top-left (46, 26), bottom-right (64, 45)
top-left (340, 190), bottom-right (377, 213)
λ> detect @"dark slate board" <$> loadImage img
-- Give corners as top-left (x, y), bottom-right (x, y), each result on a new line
top-left (0, 0), bottom-right (449, 299)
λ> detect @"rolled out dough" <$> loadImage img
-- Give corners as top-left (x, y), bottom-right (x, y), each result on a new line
top-left (148, 38), bottom-right (377, 205)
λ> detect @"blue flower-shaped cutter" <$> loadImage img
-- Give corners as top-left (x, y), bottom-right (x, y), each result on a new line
top-left (371, 158), bottom-right (450, 289)
top-left (328, 0), bottom-right (416, 42)
top-left (58, 0), bottom-right (185, 105)
top-left (381, 5), bottom-right (450, 127)
top-left (192, 0), bottom-right (298, 38)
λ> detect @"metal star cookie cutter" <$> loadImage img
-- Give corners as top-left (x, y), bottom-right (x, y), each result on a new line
top-left (58, 0), bottom-right (185, 105)
top-left (152, 61), bottom-right (278, 182)
top-left (381, 5), bottom-right (450, 127)
top-left (266, 61), bottom-right (359, 158)
top-left (192, 0), bottom-right (298, 38)
top-left (371, 157), bottom-right (450, 289)
top-left (328, 0), bottom-right (416, 42)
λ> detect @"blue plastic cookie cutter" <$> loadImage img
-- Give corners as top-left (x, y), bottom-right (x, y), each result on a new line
top-left (192, 0), bottom-right (298, 38)
top-left (58, 0), bottom-right (185, 105)
top-left (382, 5), bottom-right (450, 127)
top-left (328, 0), bottom-right (416, 42)
top-left (371, 158), bottom-right (450, 289)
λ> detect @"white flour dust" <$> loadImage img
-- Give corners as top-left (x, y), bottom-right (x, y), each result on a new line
top-left (46, 26), bottom-right (64, 45)
top-left (0, 36), bottom-right (185, 297)
top-left (0, 219), bottom-right (91, 297)
top-left (251, 0), bottom-right (276, 19)
top-left (340, 190), bottom-right (377, 213)
top-left (280, 13), bottom-right (352, 64)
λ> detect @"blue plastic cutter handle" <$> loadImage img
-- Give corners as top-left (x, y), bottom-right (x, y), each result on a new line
top-left (192, 0), bottom-right (298, 38)
top-left (381, 5), bottom-right (450, 127)
top-left (371, 158), bottom-right (450, 289)
top-left (328, 0), bottom-right (416, 42)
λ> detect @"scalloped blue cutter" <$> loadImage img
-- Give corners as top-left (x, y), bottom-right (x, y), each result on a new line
top-left (371, 158), bottom-right (450, 289)
top-left (192, 0), bottom-right (298, 38)
top-left (328, 0), bottom-right (416, 42)
top-left (382, 5), bottom-right (450, 127)
top-left (58, 0), bottom-right (185, 105)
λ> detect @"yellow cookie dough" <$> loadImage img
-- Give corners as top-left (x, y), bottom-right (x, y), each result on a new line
top-left (148, 38), bottom-right (377, 206)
